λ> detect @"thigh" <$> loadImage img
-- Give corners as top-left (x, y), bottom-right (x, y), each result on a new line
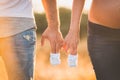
top-left (0, 28), bottom-right (37, 80)
top-left (88, 35), bottom-right (120, 80)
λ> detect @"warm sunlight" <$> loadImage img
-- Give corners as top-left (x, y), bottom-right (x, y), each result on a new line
top-left (0, 0), bottom-right (95, 80)
top-left (32, 0), bottom-right (92, 13)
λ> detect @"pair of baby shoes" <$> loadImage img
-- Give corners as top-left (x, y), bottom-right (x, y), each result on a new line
top-left (50, 53), bottom-right (78, 67)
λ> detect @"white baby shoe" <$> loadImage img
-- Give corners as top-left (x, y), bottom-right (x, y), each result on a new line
top-left (50, 53), bottom-right (61, 65)
top-left (68, 54), bottom-right (78, 67)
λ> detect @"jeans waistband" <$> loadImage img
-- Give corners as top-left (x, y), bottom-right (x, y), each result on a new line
top-left (88, 21), bottom-right (120, 38)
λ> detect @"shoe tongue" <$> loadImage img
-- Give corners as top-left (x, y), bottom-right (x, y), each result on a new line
top-left (68, 54), bottom-right (78, 59)
top-left (50, 53), bottom-right (60, 58)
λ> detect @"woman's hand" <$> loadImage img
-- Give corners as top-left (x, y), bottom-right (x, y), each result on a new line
top-left (64, 30), bottom-right (79, 55)
top-left (41, 27), bottom-right (64, 53)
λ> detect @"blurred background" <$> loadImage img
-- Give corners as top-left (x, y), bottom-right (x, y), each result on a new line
top-left (0, 0), bottom-right (96, 80)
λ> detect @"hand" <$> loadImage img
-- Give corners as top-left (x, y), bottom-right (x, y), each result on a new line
top-left (64, 30), bottom-right (79, 54)
top-left (41, 27), bottom-right (64, 53)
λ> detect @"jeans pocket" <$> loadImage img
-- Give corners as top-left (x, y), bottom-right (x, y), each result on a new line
top-left (22, 29), bottom-right (37, 46)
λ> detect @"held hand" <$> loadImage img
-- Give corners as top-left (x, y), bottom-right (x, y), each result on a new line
top-left (41, 27), bottom-right (64, 53)
top-left (64, 30), bottom-right (79, 54)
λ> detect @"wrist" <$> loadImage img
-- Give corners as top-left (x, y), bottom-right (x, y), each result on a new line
top-left (48, 22), bottom-right (60, 30)
top-left (69, 23), bottom-right (80, 32)
top-left (69, 27), bottom-right (80, 35)
top-left (68, 30), bottom-right (79, 38)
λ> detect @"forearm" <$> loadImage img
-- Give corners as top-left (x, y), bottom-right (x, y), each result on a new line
top-left (70, 0), bottom-right (85, 32)
top-left (42, 0), bottom-right (60, 29)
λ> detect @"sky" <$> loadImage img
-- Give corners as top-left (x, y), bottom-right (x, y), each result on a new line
top-left (32, 0), bottom-right (92, 13)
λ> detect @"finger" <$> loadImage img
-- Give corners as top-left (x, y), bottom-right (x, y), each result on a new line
top-left (41, 36), bottom-right (45, 46)
top-left (64, 43), bottom-right (70, 54)
top-left (56, 40), bottom-right (64, 52)
top-left (56, 44), bottom-right (60, 53)
top-left (69, 45), bottom-right (77, 55)
top-left (50, 40), bottom-right (56, 53)
top-left (63, 41), bottom-right (67, 51)
top-left (62, 44), bottom-right (66, 50)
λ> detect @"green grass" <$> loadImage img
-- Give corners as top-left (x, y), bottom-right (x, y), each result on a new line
top-left (34, 7), bottom-right (88, 39)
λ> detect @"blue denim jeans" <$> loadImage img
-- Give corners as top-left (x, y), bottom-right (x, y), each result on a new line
top-left (0, 28), bottom-right (36, 80)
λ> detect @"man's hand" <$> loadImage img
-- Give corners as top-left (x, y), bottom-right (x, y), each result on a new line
top-left (41, 27), bottom-right (64, 53)
top-left (64, 30), bottom-right (79, 55)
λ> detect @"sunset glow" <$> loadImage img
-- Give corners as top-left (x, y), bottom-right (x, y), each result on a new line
top-left (32, 0), bottom-right (92, 13)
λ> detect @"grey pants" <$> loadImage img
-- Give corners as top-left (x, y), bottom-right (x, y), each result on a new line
top-left (88, 21), bottom-right (120, 80)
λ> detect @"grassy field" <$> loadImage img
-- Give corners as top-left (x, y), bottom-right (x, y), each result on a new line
top-left (0, 8), bottom-right (96, 80)
top-left (34, 38), bottom-right (96, 80)
top-left (0, 38), bottom-right (96, 80)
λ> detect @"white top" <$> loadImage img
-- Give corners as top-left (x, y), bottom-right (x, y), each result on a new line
top-left (0, 0), bottom-right (34, 18)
